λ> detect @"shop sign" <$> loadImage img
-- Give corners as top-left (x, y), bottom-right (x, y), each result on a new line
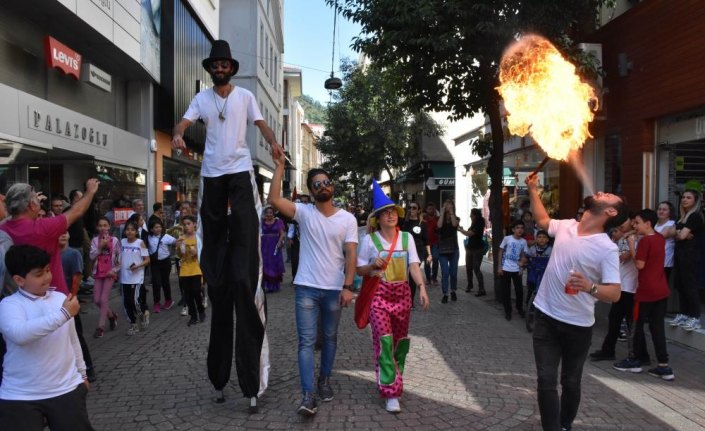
top-left (30, 109), bottom-right (109, 147)
top-left (113, 208), bottom-right (132, 225)
top-left (81, 63), bottom-right (112, 92)
top-left (44, 36), bottom-right (82, 80)
top-left (425, 177), bottom-right (455, 190)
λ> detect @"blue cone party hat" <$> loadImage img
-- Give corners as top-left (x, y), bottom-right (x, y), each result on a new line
top-left (368, 179), bottom-right (405, 228)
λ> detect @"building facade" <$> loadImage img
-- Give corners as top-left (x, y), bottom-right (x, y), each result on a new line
top-left (0, 0), bottom-right (157, 216)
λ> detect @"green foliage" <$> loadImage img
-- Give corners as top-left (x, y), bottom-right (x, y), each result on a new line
top-left (296, 94), bottom-right (328, 125)
top-left (317, 58), bottom-right (442, 195)
top-left (331, 0), bottom-right (606, 267)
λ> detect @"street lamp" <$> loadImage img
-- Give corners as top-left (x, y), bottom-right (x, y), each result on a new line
top-left (324, 0), bottom-right (342, 91)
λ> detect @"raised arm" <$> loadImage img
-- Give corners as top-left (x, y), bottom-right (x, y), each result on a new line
top-left (526, 174), bottom-right (551, 230)
top-left (64, 179), bottom-right (99, 228)
top-left (268, 143), bottom-right (296, 219)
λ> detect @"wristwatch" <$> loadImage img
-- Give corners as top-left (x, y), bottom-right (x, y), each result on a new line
top-left (589, 283), bottom-right (598, 296)
top-left (342, 284), bottom-right (354, 292)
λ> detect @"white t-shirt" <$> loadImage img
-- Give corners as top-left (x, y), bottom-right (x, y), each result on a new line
top-left (533, 219), bottom-right (620, 327)
top-left (294, 203), bottom-right (358, 290)
top-left (654, 220), bottom-right (675, 268)
top-left (148, 233), bottom-right (177, 261)
top-left (357, 232), bottom-right (420, 283)
top-left (120, 238), bottom-right (149, 284)
top-left (616, 236), bottom-right (638, 294)
top-left (183, 86), bottom-right (264, 177)
top-left (500, 235), bottom-right (528, 272)
top-left (0, 288), bottom-right (85, 400)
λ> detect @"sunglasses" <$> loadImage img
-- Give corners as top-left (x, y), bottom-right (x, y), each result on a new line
top-left (312, 179), bottom-right (334, 191)
top-left (209, 60), bottom-right (231, 70)
top-left (409, 206), bottom-right (419, 210)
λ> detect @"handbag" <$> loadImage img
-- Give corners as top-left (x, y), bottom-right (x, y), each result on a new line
top-left (354, 228), bottom-right (399, 329)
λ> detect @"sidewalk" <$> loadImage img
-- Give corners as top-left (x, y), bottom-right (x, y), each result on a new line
top-left (79, 262), bottom-right (705, 430)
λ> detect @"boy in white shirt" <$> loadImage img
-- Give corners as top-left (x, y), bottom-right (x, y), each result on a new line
top-left (498, 220), bottom-right (529, 320)
top-left (0, 245), bottom-right (94, 430)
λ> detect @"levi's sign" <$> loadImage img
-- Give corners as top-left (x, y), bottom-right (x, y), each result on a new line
top-left (44, 36), bottom-right (82, 79)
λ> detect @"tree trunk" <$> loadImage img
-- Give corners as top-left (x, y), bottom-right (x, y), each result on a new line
top-left (486, 93), bottom-right (505, 302)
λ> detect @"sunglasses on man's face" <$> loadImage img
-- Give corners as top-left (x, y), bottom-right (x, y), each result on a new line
top-left (312, 179), bottom-right (334, 191)
top-left (210, 61), bottom-right (231, 70)
top-left (409, 206), bottom-right (418, 210)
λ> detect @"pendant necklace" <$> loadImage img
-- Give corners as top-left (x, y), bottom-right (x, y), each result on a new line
top-left (213, 85), bottom-right (231, 121)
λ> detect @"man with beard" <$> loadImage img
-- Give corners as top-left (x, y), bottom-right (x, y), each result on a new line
top-left (268, 154), bottom-right (357, 416)
top-left (171, 40), bottom-right (281, 413)
top-left (526, 173), bottom-right (628, 431)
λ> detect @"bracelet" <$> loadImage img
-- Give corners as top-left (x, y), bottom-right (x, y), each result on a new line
top-left (342, 284), bottom-right (354, 292)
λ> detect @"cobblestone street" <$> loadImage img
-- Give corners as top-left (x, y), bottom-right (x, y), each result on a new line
top-left (82, 262), bottom-right (705, 430)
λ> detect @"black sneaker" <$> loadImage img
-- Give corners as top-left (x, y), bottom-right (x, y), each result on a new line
top-left (475, 290), bottom-right (487, 297)
top-left (613, 358), bottom-right (642, 373)
top-left (317, 376), bottom-right (334, 402)
top-left (441, 295), bottom-right (448, 304)
top-left (297, 392), bottom-right (318, 416)
top-left (187, 318), bottom-right (198, 327)
top-left (450, 291), bottom-right (457, 302)
top-left (589, 350), bottom-right (615, 361)
top-left (647, 366), bottom-right (675, 381)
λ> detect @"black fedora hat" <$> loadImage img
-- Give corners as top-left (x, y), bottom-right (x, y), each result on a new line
top-left (202, 40), bottom-right (240, 74)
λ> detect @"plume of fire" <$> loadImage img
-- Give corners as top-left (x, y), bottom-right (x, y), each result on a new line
top-left (497, 35), bottom-right (598, 162)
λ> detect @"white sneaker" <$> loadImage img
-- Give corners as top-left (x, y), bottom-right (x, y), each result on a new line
top-left (385, 398), bottom-right (401, 413)
top-left (669, 314), bottom-right (688, 327)
top-left (683, 317), bottom-right (701, 332)
top-left (180, 306), bottom-right (188, 316)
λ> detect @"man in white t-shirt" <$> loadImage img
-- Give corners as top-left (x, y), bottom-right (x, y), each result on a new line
top-left (526, 174), bottom-right (627, 431)
top-left (171, 40), bottom-right (282, 413)
top-left (269, 151), bottom-right (357, 417)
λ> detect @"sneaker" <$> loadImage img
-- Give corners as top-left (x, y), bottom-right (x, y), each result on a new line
top-left (108, 313), bottom-right (118, 331)
top-left (199, 311), bottom-right (207, 323)
top-left (441, 295), bottom-right (448, 304)
top-left (187, 318), bottom-right (198, 326)
top-left (317, 376), bottom-right (334, 402)
top-left (385, 397), bottom-right (401, 413)
top-left (465, 286), bottom-right (473, 292)
top-left (618, 330), bottom-right (628, 342)
top-left (127, 323), bottom-right (139, 336)
top-left (297, 392), bottom-right (317, 416)
top-left (142, 310), bottom-right (150, 329)
top-left (475, 290), bottom-right (487, 297)
top-left (163, 299), bottom-right (174, 310)
top-left (669, 314), bottom-right (688, 327)
top-left (249, 396), bottom-right (258, 414)
top-left (93, 327), bottom-right (104, 338)
top-left (180, 306), bottom-right (188, 316)
top-left (683, 317), bottom-right (701, 331)
top-left (450, 291), bottom-right (457, 302)
top-left (648, 366), bottom-right (675, 381)
top-left (589, 350), bottom-right (615, 361)
top-left (613, 358), bottom-right (642, 373)
top-left (153, 303), bottom-right (161, 314)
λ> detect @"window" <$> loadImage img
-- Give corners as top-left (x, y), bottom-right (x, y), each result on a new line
top-left (265, 35), bottom-right (269, 76)
top-left (269, 46), bottom-right (274, 82)
top-left (260, 24), bottom-right (264, 67)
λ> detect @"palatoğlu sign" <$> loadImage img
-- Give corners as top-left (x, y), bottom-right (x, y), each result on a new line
top-left (44, 36), bottom-right (82, 80)
top-left (29, 109), bottom-right (109, 148)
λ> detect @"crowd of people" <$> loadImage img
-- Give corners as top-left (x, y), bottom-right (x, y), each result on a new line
top-left (1, 38), bottom-right (703, 431)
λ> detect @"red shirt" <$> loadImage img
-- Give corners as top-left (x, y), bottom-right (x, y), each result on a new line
top-left (0, 215), bottom-right (69, 294)
top-left (425, 215), bottom-right (439, 245)
top-left (634, 233), bottom-right (669, 302)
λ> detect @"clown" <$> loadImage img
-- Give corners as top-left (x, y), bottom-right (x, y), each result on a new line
top-left (356, 180), bottom-right (429, 413)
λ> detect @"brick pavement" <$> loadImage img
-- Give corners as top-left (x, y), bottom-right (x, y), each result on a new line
top-left (80, 261), bottom-right (705, 430)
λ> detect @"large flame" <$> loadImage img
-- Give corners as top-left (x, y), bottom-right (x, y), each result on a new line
top-left (497, 35), bottom-right (597, 161)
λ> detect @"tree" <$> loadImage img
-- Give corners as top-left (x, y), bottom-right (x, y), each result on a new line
top-left (296, 94), bottom-right (328, 124)
top-left (332, 0), bottom-right (605, 278)
top-left (317, 58), bottom-right (442, 200)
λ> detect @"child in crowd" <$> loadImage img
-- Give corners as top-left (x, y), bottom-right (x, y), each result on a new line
top-left (524, 230), bottom-right (552, 332)
top-left (616, 209), bottom-right (674, 380)
top-left (148, 219), bottom-right (177, 313)
top-left (176, 216), bottom-right (205, 326)
top-left (120, 220), bottom-right (150, 335)
top-left (0, 245), bottom-right (94, 430)
top-left (497, 220), bottom-right (528, 320)
top-left (89, 217), bottom-right (120, 338)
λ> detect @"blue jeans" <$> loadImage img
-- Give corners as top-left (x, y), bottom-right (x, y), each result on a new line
top-left (438, 250), bottom-right (459, 295)
top-left (295, 285), bottom-right (342, 393)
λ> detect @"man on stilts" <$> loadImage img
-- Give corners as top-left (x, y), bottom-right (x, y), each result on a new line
top-left (172, 40), bottom-right (280, 413)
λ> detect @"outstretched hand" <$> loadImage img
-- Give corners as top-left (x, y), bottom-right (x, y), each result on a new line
top-left (270, 143), bottom-right (285, 166)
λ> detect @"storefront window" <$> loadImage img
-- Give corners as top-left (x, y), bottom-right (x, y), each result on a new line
top-left (162, 157), bottom-right (200, 223)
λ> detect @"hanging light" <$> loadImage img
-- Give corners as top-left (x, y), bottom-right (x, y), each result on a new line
top-left (324, 0), bottom-right (342, 90)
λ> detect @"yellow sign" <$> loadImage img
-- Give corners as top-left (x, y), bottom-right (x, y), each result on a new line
top-left (675, 156), bottom-right (685, 171)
